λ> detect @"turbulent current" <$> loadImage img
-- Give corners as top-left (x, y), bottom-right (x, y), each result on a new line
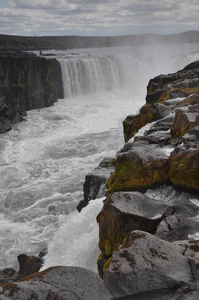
top-left (1, 43), bottom-right (199, 272)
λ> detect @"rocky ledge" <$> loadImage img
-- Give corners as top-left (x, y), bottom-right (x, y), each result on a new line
top-left (94, 61), bottom-right (199, 299)
top-left (0, 51), bottom-right (63, 133)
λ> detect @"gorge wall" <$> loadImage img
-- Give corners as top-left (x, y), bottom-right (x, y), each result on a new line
top-left (0, 51), bottom-right (64, 132)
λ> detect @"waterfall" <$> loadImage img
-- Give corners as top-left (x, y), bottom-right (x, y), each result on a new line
top-left (59, 53), bottom-right (138, 97)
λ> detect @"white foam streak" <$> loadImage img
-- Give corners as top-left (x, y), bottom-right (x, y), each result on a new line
top-left (43, 197), bottom-right (105, 272)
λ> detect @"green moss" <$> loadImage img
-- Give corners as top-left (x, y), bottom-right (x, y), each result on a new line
top-left (105, 240), bottom-right (112, 256)
top-left (107, 157), bottom-right (169, 193)
top-left (158, 87), bottom-right (199, 104)
top-left (103, 257), bottom-right (112, 274)
top-left (169, 150), bottom-right (199, 191)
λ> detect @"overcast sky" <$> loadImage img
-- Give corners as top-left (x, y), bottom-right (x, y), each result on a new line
top-left (0, 0), bottom-right (199, 37)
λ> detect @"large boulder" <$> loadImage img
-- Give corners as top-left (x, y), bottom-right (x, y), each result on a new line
top-left (107, 142), bottom-right (169, 193)
top-left (97, 191), bottom-right (168, 256)
top-left (171, 108), bottom-right (199, 138)
top-left (0, 266), bottom-right (112, 300)
top-left (104, 230), bottom-right (197, 299)
top-left (97, 190), bottom-right (199, 254)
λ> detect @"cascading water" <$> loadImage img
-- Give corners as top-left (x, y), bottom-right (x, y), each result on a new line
top-left (59, 53), bottom-right (140, 97)
top-left (1, 44), bottom-right (199, 273)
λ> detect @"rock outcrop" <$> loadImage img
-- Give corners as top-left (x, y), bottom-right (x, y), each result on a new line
top-left (77, 158), bottom-right (115, 211)
top-left (104, 230), bottom-right (197, 299)
top-left (0, 51), bottom-right (63, 132)
top-left (95, 61), bottom-right (199, 298)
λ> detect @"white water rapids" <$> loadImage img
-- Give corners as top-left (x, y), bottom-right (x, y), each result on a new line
top-left (0, 43), bottom-right (199, 272)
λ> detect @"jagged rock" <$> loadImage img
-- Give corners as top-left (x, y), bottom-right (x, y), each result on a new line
top-left (107, 142), bottom-right (169, 193)
top-left (146, 114), bottom-right (174, 135)
top-left (146, 88), bottom-right (166, 103)
top-left (134, 131), bottom-right (171, 145)
top-left (171, 109), bottom-right (199, 138)
top-left (104, 230), bottom-right (197, 299)
top-left (0, 266), bottom-right (112, 300)
top-left (146, 64), bottom-right (199, 105)
top-left (77, 158), bottom-right (115, 211)
top-left (18, 254), bottom-right (43, 279)
top-left (169, 149), bottom-right (199, 192)
top-left (97, 191), bottom-right (199, 257)
top-left (155, 214), bottom-right (199, 242)
top-left (97, 191), bottom-right (168, 256)
top-left (123, 103), bottom-right (164, 142)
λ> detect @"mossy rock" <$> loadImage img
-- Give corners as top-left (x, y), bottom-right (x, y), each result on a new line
top-left (97, 191), bottom-right (168, 255)
top-left (170, 109), bottom-right (199, 138)
top-left (158, 87), bottom-right (199, 104)
top-left (176, 93), bottom-right (199, 107)
top-left (169, 149), bottom-right (199, 192)
top-left (107, 155), bottom-right (169, 193)
top-left (123, 104), bottom-right (161, 142)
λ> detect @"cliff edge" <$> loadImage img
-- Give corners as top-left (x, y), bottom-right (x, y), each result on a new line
top-left (0, 51), bottom-right (63, 132)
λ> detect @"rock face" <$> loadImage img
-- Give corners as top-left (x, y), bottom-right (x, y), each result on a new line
top-left (107, 142), bottom-right (170, 193)
top-left (104, 230), bottom-right (197, 299)
top-left (109, 62), bottom-right (199, 194)
top-left (77, 158), bottom-right (115, 211)
top-left (0, 51), bottom-right (63, 132)
top-left (0, 266), bottom-right (112, 300)
top-left (95, 61), bottom-right (199, 298)
top-left (97, 191), bottom-right (168, 256)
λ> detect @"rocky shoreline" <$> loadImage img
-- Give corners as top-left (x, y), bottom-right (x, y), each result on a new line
top-left (95, 60), bottom-right (199, 299)
top-left (0, 56), bottom-right (199, 298)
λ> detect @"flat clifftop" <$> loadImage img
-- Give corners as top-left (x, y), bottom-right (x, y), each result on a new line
top-left (1, 30), bottom-right (199, 51)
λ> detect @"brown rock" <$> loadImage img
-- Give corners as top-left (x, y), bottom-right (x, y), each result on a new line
top-left (169, 149), bottom-right (199, 192)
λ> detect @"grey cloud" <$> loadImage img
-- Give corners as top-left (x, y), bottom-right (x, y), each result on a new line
top-left (2, 0), bottom-right (199, 36)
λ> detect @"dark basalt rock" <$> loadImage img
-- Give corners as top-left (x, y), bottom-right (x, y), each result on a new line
top-left (18, 254), bottom-right (43, 279)
top-left (97, 191), bottom-right (170, 256)
top-left (0, 266), bottom-right (112, 300)
top-left (0, 52), bottom-right (64, 133)
top-left (77, 158), bottom-right (115, 211)
top-left (146, 88), bottom-right (166, 103)
top-left (104, 230), bottom-right (197, 299)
